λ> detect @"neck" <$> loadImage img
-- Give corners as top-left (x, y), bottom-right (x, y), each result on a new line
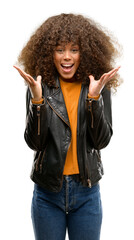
top-left (60, 77), bottom-right (76, 83)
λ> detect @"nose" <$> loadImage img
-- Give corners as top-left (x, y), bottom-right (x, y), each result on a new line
top-left (63, 50), bottom-right (71, 60)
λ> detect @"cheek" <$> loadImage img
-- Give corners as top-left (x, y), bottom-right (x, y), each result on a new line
top-left (53, 55), bottom-right (60, 68)
top-left (76, 54), bottom-right (80, 65)
top-left (76, 57), bottom-right (80, 68)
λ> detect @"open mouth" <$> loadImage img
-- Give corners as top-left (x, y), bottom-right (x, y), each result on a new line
top-left (61, 64), bottom-right (74, 72)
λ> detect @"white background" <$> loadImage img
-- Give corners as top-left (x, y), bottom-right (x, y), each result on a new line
top-left (1, 0), bottom-right (134, 239)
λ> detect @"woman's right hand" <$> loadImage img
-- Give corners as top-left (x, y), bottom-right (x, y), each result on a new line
top-left (13, 65), bottom-right (42, 101)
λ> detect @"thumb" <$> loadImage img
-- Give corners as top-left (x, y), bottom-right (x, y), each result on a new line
top-left (89, 75), bottom-right (95, 83)
top-left (37, 75), bottom-right (42, 84)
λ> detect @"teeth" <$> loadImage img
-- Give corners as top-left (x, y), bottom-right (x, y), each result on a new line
top-left (62, 64), bottom-right (73, 67)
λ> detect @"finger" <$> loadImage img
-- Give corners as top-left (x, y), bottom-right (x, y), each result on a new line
top-left (13, 65), bottom-right (20, 70)
top-left (21, 73), bottom-right (33, 84)
top-left (106, 66), bottom-right (120, 76)
top-left (104, 67), bottom-right (120, 83)
top-left (17, 70), bottom-right (32, 84)
top-left (106, 66), bottom-right (120, 79)
top-left (14, 65), bottom-right (28, 79)
top-left (37, 75), bottom-right (42, 84)
top-left (89, 75), bottom-right (95, 82)
top-left (104, 71), bottom-right (117, 82)
top-left (100, 70), bottom-right (115, 82)
top-left (13, 65), bottom-right (26, 75)
top-left (14, 66), bottom-right (31, 80)
top-left (26, 74), bottom-right (36, 85)
top-left (100, 66), bottom-right (120, 82)
top-left (107, 66), bottom-right (120, 75)
top-left (13, 65), bottom-right (34, 84)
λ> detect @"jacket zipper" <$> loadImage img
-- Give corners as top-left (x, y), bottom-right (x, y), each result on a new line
top-left (47, 100), bottom-right (72, 174)
top-left (37, 106), bottom-right (41, 135)
top-left (86, 150), bottom-right (101, 188)
top-left (85, 154), bottom-right (92, 188)
top-left (96, 150), bottom-right (101, 161)
top-left (86, 161), bottom-right (92, 188)
top-left (35, 149), bottom-right (46, 173)
top-left (35, 151), bottom-right (42, 171)
top-left (87, 178), bottom-right (92, 188)
top-left (88, 99), bottom-right (94, 128)
top-left (39, 149), bottom-right (46, 173)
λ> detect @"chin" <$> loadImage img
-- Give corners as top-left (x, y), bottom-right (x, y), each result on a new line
top-left (60, 74), bottom-right (75, 81)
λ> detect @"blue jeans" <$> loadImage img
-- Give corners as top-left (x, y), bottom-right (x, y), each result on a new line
top-left (31, 175), bottom-right (102, 240)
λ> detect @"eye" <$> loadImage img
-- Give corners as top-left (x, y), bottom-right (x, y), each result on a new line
top-left (71, 47), bottom-right (79, 53)
top-left (55, 46), bottom-right (64, 53)
top-left (56, 49), bottom-right (63, 52)
top-left (72, 49), bottom-right (79, 52)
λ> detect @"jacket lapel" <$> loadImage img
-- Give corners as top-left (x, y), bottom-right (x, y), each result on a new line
top-left (46, 79), bottom-right (70, 127)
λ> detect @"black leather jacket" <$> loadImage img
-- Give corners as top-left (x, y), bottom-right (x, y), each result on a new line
top-left (24, 78), bottom-right (113, 192)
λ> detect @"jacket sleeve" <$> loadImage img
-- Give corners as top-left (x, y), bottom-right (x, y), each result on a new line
top-left (86, 87), bottom-right (113, 150)
top-left (24, 88), bottom-right (48, 151)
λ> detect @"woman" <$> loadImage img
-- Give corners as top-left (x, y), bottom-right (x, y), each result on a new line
top-left (14, 13), bottom-right (121, 240)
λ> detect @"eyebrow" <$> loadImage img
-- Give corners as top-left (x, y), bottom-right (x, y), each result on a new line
top-left (56, 44), bottom-right (79, 48)
top-left (71, 44), bottom-right (79, 47)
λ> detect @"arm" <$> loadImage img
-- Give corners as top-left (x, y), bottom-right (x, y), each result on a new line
top-left (24, 88), bottom-right (48, 151)
top-left (86, 66), bottom-right (120, 150)
top-left (14, 65), bottom-right (48, 151)
top-left (86, 87), bottom-right (113, 150)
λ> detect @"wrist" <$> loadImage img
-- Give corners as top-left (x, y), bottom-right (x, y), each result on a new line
top-left (88, 93), bottom-right (100, 100)
top-left (31, 97), bottom-right (44, 104)
top-left (31, 92), bottom-right (42, 102)
top-left (32, 97), bottom-right (42, 101)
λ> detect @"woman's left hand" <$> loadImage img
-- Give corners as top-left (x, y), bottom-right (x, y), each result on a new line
top-left (88, 66), bottom-right (120, 97)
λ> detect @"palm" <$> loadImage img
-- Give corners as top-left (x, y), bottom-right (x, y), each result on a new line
top-left (89, 66), bottom-right (120, 96)
top-left (13, 65), bottom-right (42, 100)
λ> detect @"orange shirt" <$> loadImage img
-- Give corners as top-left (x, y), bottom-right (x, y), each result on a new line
top-left (60, 78), bottom-right (82, 175)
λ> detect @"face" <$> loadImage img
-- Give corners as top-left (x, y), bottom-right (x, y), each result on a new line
top-left (53, 42), bottom-right (80, 82)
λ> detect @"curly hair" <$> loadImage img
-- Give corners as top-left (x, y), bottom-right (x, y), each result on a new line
top-left (18, 13), bottom-right (122, 89)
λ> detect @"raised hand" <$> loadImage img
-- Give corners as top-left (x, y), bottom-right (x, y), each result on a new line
top-left (13, 65), bottom-right (42, 101)
top-left (88, 66), bottom-right (120, 97)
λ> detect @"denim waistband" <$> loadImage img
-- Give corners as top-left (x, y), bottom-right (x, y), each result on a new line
top-left (63, 174), bottom-right (81, 182)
